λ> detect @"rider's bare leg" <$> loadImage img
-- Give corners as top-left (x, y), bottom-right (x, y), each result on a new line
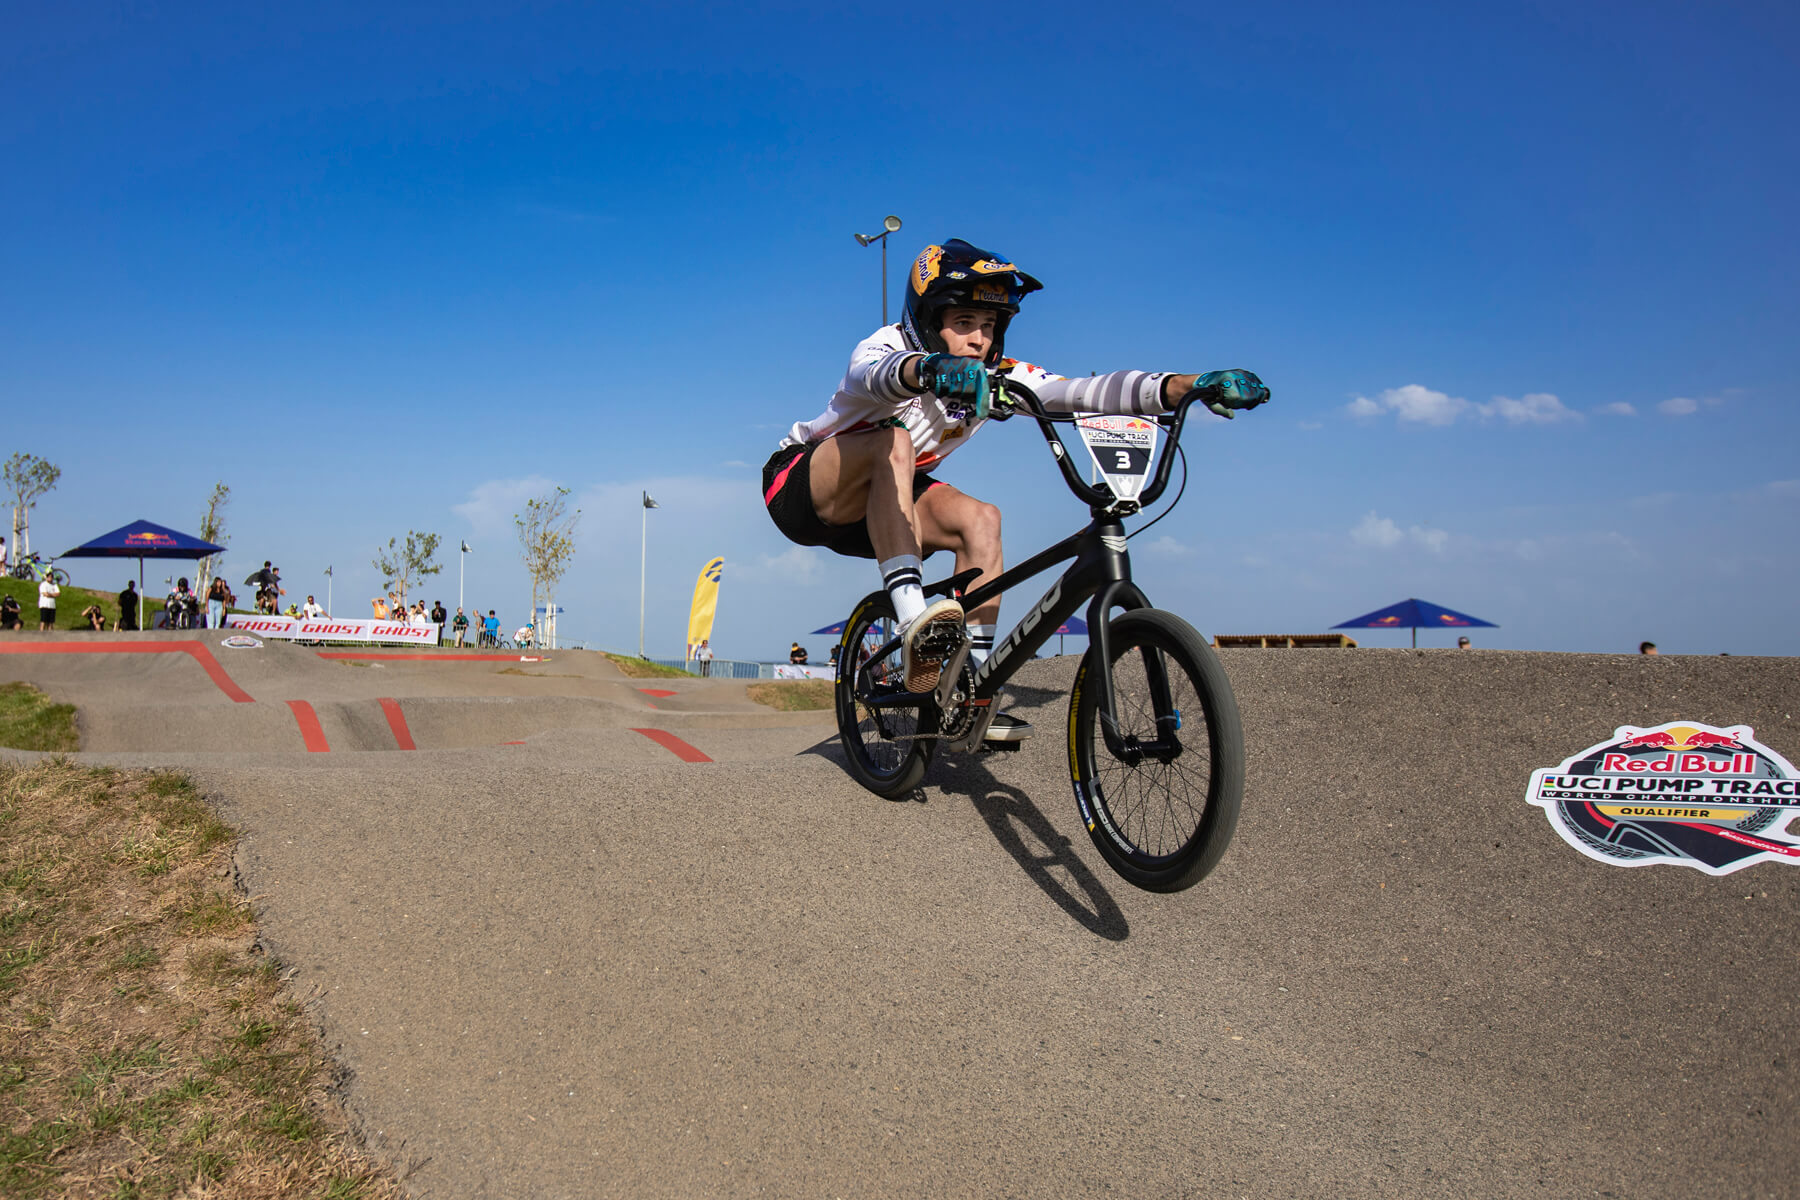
top-left (914, 484), bottom-right (1003, 630)
top-left (806, 425), bottom-right (922, 559)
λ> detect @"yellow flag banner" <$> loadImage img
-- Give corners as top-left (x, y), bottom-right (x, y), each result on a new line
top-left (686, 557), bottom-right (725, 660)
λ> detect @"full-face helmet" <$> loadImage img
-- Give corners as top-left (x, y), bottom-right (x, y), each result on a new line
top-left (899, 238), bottom-right (1042, 365)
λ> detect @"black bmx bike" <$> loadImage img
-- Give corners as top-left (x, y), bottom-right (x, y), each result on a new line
top-left (833, 372), bottom-right (1247, 893)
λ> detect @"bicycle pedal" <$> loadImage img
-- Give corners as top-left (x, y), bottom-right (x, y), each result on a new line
top-left (978, 739), bottom-right (1023, 753)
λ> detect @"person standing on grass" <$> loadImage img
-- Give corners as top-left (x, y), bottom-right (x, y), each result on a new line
top-left (118, 581), bottom-right (140, 631)
top-left (38, 574), bottom-right (60, 630)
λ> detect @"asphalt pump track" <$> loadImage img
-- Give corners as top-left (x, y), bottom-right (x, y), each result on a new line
top-left (4, 630), bottom-right (1797, 1198)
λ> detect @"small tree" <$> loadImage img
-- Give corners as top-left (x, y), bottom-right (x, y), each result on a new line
top-left (4, 453), bottom-right (61, 557)
top-left (515, 487), bottom-right (580, 646)
top-left (373, 531), bottom-right (442, 609)
top-left (195, 481), bottom-right (231, 597)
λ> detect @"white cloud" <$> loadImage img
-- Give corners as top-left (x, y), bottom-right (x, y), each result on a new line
top-left (1386, 384), bottom-right (1467, 425)
top-left (1659, 394), bottom-right (1724, 417)
top-left (1597, 402), bottom-right (1638, 417)
top-left (1348, 385), bottom-right (1580, 427)
top-left (1143, 535), bottom-right (1193, 556)
top-left (1351, 512), bottom-right (1404, 547)
top-left (453, 475), bottom-right (562, 535)
top-left (1351, 510), bottom-right (1449, 554)
top-left (737, 544), bottom-right (829, 585)
top-left (1477, 392), bottom-right (1580, 424)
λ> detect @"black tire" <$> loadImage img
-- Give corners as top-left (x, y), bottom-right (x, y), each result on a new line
top-left (835, 591), bottom-right (937, 797)
top-left (1071, 609), bottom-right (1244, 892)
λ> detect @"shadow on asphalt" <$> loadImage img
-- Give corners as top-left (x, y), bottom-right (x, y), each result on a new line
top-left (799, 731), bottom-right (1128, 940)
top-left (933, 753), bottom-right (1129, 942)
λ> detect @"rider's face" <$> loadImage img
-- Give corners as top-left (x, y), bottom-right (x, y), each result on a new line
top-left (939, 307), bottom-right (997, 360)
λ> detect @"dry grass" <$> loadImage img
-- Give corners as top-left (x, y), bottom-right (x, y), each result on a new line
top-left (746, 680), bottom-right (834, 712)
top-left (600, 655), bottom-right (691, 680)
top-left (0, 759), bottom-right (400, 1199)
top-left (0, 683), bottom-right (79, 753)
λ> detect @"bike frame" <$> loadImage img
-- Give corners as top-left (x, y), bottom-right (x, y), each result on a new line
top-left (856, 378), bottom-right (1207, 759)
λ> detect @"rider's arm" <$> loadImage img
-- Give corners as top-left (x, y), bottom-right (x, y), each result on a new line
top-left (1012, 363), bottom-right (1178, 416)
top-left (839, 331), bottom-right (924, 407)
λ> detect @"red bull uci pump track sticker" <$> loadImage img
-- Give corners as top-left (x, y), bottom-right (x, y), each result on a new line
top-left (1527, 722), bottom-right (1800, 875)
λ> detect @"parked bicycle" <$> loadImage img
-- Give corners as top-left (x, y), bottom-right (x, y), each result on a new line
top-left (8, 552), bottom-right (70, 586)
top-left (833, 370), bottom-right (1246, 893)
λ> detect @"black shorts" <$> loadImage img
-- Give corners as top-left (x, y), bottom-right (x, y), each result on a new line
top-left (38, 607), bottom-right (54, 625)
top-left (762, 442), bottom-right (942, 561)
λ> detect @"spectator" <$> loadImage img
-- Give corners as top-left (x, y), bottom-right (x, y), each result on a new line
top-left (409, 602), bottom-right (430, 628)
top-left (696, 638), bottom-right (714, 676)
top-left (118, 581), bottom-right (140, 631)
top-left (1640, 641), bottom-right (1658, 656)
top-left (789, 641), bottom-right (808, 665)
top-left (38, 574), bottom-right (61, 630)
top-left (515, 621), bottom-right (535, 649)
top-left (0, 535), bottom-right (7, 572)
top-left (206, 575), bottom-right (229, 628)
top-left (0, 594), bottom-right (20, 630)
top-left (452, 606), bottom-right (469, 647)
top-left (828, 643), bottom-right (840, 668)
top-left (484, 610), bottom-right (499, 646)
top-left (372, 595), bottom-right (389, 620)
top-left (301, 594), bottom-right (324, 619)
top-left (430, 600), bottom-right (447, 644)
top-left (81, 603), bottom-right (106, 631)
top-left (1457, 636), bottom-right (1471, 649)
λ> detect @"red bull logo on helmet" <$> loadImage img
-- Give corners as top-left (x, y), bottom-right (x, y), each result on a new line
top-left (911, 245), bottom-right (944, 294)
top-left (1526, 721), bottom-right (1800, 875)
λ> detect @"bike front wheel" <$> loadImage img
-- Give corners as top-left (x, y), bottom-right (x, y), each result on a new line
top-left (47, 568), bottom-right (70, 587)
top-left (835, 591), bottom-right (937, 797)
top-left (1071, 609), bottom-right (1244, 893)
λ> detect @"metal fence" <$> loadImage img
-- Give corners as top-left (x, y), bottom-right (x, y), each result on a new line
top-left (645, 657), bottom-right (769, 679)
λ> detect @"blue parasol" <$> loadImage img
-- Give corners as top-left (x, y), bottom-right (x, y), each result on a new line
top-left (1332, 597), bottom-right (1497, 649)
top-left (63, 519), bottom-right (226, 631)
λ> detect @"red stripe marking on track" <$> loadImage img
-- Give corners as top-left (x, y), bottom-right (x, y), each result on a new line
top-left (285, 701), bottom-right (330, 752)
top-left (501, 740), bottom-right (526, 745)
top-left (639, 688), bottom-right (677, 698)
top-left (630, 728), bottom-right (712, 763)
top-left (378, 697), bottom-right (416, 750)
top-left (318, 652), bottom-right (536, 662)
top-left (0, 641), bottom-right (254, 703)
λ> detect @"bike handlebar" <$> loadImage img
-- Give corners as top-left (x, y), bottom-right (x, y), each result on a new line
top-left (992, 371), bottom-right (1204, 512)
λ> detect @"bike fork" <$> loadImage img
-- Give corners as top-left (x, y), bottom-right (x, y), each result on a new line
top-left (1086, 584), bottom-right (1184, 764)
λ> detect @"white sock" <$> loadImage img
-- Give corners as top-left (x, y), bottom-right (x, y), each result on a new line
top-left (967, 624), bottom-right (996, 666)
top-left (879, 555), bottom-right (926, 626)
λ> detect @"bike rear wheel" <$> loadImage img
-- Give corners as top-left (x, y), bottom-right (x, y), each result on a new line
top-left (47, 568), bottom-right (70, 586)
top-left (1071, 609), bottom-right (1244, 892)
top-left (835, 591), bottom-right (937, 797)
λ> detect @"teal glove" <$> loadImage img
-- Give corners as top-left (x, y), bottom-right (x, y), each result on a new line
top-left (917, 353), bottom-right (990, 420)
top-left (1184, 369), bottom-right (1270, 419)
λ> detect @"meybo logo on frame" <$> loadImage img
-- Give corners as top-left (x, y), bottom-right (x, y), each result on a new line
top-left (1527, 722), bottom-right (1800, 875)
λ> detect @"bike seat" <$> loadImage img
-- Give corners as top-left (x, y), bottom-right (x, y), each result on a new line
top-left (925, 568), bottom-right (983, 600)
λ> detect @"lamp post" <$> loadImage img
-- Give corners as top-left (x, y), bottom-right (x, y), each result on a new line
top-left (324, 565), bottom-right (332, 617)
top-left (459, 540), bottom-right (470, 611)
top-left (854, 215), bottom-right (903, 325)
top-left (639, 491), bottom-right (659, 658)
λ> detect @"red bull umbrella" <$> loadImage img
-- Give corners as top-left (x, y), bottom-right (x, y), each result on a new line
top-left (1332, 597), bottom-right (1497, 649)
top-left (63, 519), bottom-right (226, 631)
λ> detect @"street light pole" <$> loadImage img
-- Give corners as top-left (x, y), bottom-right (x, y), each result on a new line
top-left (639, 491), bottom-right (659, 658)
top-left (854, 215), bottom-right (903, 326)
top-left (459, 540), bottom-right (469, 611)
top-left (324, 566), bottom-right (332, 617)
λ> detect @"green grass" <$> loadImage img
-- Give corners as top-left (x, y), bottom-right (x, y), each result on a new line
top-left (0, 682), bottom-right (78, 752)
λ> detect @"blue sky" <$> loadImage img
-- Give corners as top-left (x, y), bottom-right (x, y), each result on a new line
top-left (6, 1), bottom-right (1795, 657)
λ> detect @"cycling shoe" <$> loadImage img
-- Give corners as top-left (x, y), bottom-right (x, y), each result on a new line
top-left (902, 598), bottom-right (964, 693)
